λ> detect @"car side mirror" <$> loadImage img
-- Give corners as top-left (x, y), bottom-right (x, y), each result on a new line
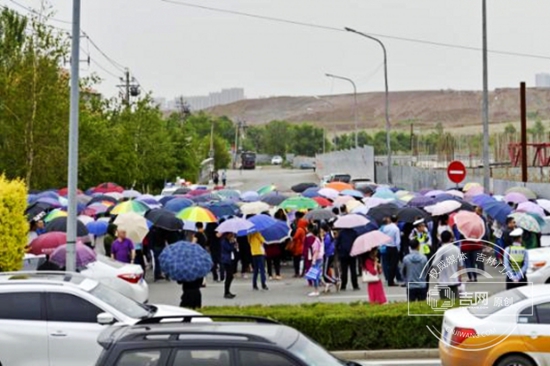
top-left (97, 312), bottom-right (116, 325)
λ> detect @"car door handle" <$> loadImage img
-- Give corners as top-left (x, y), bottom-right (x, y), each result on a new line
top-left (50, 331), bottom-right (67, 337)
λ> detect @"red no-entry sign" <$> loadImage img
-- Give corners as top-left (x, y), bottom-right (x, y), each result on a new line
top-left (447, 161), bottom-right (467, 184)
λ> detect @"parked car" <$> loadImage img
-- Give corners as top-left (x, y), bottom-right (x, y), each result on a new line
top-left (95, 315), bottom-right (362, 366)
top-left (527, 247), bottom-right (550, 284)
top-left (439, 285), bottom-right (550, 366)
top-left (351, 178), bottom-right (375, 192)
top-left (299, 162), bottom-right (315, 170)
top-left (0, 272), bottom-right (204, 366)
top-left (321, 173), bottom-right (351, 186)
top-left (271, 155), bottom-right (283, 165)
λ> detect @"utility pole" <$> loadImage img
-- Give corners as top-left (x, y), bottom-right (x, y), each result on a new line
top-left (481, 0), bottom-right (490, 191)
top-left (66, 0), bottom-right (81, 272)
top-left (234, 120), bottom-right (241, 168)
top-left (117, 68), bottom-right (140, 107)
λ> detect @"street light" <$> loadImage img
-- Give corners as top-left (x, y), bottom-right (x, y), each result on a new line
top-left (344, 27), bottom-right (392, 185)
top-left (325, 73), bottom-right (358, 149)
top-left (481, 0), bottom-right (490, 190)
top-left (312, 96), bottom-right (333, 154)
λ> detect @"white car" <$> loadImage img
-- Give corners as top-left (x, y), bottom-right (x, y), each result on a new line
top-left (0, 272), bottom-right (204, 366)
top-left (271, 155), bottom-right (283, 165)
top-left (527, 247), bottom-right (550, 285)
top-left (440, 285), bottom-right (550, 366)
top-left (80, 255), bottom-right (149, 303)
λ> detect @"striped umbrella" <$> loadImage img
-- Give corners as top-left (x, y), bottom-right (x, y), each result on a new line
top-left (44, 209), bottom-right (67, 223)
top-left (279, 197), bottom-right (319, 211)
top-left (110, 200), bottom-right (149, 215)
top-left (257, 185), bottom-right (276, 196)
top-left (176, 206), bottom-right (217, 223)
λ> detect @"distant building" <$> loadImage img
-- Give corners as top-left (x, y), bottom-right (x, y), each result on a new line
top-left (158, 88), bottom-right (246, 112)
top-left (535, 73), bottom-right (550, 88)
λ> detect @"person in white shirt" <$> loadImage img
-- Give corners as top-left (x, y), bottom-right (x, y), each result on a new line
top-left (432, 230), bottom-right (463, 301)
top-left (380, 215), bottom-right (401, 286)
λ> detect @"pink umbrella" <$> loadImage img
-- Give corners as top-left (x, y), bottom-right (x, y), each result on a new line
top-left (333, 195), bottom-right (354, 207)
top-left (350, 231), bottom-right (392, 257)
top-left (318, 188), bottom-right (339, 200)
top-left (504, 192), bottom-right (528, 204)
top-left (516, 201), bottom-right (545, 218)
top-left (464, 186), bottom-right (485, 198)
top-left (333, 214), bottom-right (370, 229)
top-left (424, 190), bottom-right (446, 197)
top-left (452, 211), bottom-right (486, 240)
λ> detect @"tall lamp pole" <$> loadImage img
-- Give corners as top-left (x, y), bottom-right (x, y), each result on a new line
top-left (481, 0), bottom-right (490, 190)
top-left (345, 27), bottom-right (392, 184)
top-left (325, 73), bottom-right (358, 149)
top-left (66, 0), bottom-right (81, 271)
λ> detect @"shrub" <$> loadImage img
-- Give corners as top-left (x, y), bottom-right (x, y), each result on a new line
top-left (0, 175), bottom-right (28, 272)
top-left (202, 302), bottom-right (455, 350)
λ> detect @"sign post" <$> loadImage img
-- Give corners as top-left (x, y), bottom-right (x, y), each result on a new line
top-left (447, 160), bottom-right (467, 186)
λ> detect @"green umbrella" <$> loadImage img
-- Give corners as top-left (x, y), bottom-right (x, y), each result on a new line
top-left (505, 186), bottom-right (537, 200)
top-left (509, 212), bottom-right (541, 233)
top-left (217, 189), bottom-right (240, 199)
top-left (257, 185), bottom-right (276, 196)
top-left (279, 197), bottom-right (319, 211)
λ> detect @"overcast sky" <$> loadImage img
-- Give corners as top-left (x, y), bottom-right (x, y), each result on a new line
top-left (9, 0), bottom-right (550, 99)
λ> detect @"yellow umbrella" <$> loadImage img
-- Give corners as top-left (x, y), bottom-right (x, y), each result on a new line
top-left (463, 182), bottom-right (482, 192)
top-left (399, 194), bottom-right (415, 203)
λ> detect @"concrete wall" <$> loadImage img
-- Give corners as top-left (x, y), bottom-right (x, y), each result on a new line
top-left (315, 147), bottom-right (375, 181)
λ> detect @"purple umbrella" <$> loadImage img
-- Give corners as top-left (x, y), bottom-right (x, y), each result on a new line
top-left (36, 197), bottom-right (63, 208)
top-left (50, 242), bottom-right (96, 268)
top-left (408, 196), bottom-right (436, 208)
top-left (471, 194), bottom-right (495, 207)
top-left (424, 190), bottom-right (446, 197)
top-left (516, 201), bottom-right (545, 218)
top-left (504, 192), bottom-right (528, 205)
top-left (433, 194), bottom-right (460, 203)
top-left (240, 191), bottom-right (260, 202)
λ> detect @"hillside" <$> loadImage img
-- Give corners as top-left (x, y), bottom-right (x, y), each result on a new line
top-left (206, 88), bottom-right (550, 133)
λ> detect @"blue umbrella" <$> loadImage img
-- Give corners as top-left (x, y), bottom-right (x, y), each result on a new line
top-left (164, 198), bottom-right (194, 213)
top-left (86, 220), bottom-right (109, 236)
top-left (262, 220), bottom-right (292, 244)
top-left (341, 189), bottom-right (364, 199)
top-left (159, 195), bottom-right (177, 206)
top-left (202, 201), bottom-right (241, 219)
top-left (261, 192), bottom-right (289, 206)
top-left (246, 214), bottom-right (278, 231)
top-left (190, 194), bottom-right (221, 203)
top-left (159, 241), bottom-right (213, 282)
top-left (240, 191), bottom-right (260, 202)
top-left (408, 196), bottom-right (436, 208)
top-left (27, 194), bottom-right (38, 204)
top-left (482, 201), bottom-right (512, 225)
top-left (433, 194), bottom-right (459, 203)
top-left (302, 187), bottom-right (320, 198)
top-left (472, 194), bottom-right (495, 207)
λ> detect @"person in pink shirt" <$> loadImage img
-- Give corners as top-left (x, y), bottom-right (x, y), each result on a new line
top-left (306, 224), bottom-right (324, 297)
top-left (364, 248), bottom-right (387, 304)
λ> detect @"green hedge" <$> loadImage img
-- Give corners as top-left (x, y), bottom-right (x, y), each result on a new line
top-left (202, 302), bottom-right (458, 351)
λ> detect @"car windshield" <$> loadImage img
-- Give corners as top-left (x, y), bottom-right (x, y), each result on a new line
top-left (287, 334), bottom-right (344, 366)
top-left (468, 288), bottom-right (526, 318)
top-left (88, 281), bottom-right (150, 319)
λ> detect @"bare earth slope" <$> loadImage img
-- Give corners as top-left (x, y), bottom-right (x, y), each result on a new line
top-left (206, 88), bottom-right (550, 132)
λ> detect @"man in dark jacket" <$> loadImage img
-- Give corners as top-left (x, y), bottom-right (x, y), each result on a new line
top-left (401, 239), bottom-right (428, 301)
top-left (336, 228), bottom-right (359, 291)
top-left (221, 233), bottom-right (238, 299)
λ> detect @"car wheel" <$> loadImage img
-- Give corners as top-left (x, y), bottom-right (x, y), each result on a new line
top-left (495, 354), bottom-right (535, 366)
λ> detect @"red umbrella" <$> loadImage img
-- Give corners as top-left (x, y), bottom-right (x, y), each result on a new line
top-left (313, 196), bottom-right (331, 207)
top-left (93, 182), bottom-right (124, 194)
top-left (188, 189), bottom-right (211, 197)
top-left (29, 232), bottom-right (67, 255)
top-left (58, 187), bottom-right (83, 196)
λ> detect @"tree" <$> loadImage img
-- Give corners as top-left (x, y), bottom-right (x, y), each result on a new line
top-left (289, 124), bottom-right (324, 156)
top-left (0, 175), bottom-right (27, 272)
top-left (528, 119), bottom-right (545, 140)
top-left (504, 123), bottom-right (517, 135)
top-left (263, 120), bottom-right (291, 156)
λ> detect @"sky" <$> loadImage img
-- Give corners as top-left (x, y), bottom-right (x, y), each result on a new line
top-left (7, 0), bottom-right (550, 100)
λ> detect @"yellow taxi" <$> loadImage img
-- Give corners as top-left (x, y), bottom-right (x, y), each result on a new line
top-left (440, 285), bottom-right (550, 366)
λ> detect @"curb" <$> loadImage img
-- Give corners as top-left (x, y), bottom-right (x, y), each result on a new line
top-left (332, 349), bottom-right (439, 360)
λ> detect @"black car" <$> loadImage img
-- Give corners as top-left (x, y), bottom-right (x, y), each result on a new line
top-left (95, 315), bottom-right (360, 366)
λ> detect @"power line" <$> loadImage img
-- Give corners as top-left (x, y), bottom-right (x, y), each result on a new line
top-left (160, 0), bottom-right (550, 61)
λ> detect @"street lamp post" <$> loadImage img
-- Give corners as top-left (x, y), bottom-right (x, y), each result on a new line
top-left (481, 0), bottom-right (490, 190)
top-left (325, 73), bottom-right (358, 149)
top-left (344, 27), bottom-right (392, 185)
top-left (66, 0), bottom-right (81, 271)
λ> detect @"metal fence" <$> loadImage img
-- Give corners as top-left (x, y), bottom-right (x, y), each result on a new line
top-left (315, 147), bottom-right (375, 181)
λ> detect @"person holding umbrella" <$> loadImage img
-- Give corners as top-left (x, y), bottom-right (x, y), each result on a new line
top-left (110, 229), bottom-right (135, 264)
top-left (248, 231), bottom-right (268, 291)
top-left (503, 228), bottom-right (529, 290)
top-left (221, 232), bottom-right (238, 299)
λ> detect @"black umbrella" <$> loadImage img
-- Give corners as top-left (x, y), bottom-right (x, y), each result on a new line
top-left (173, 187), bottom-right (192, 195)
top-left (304, 209), bottom-right (336, 221)
top-left (45, 217), bottom-right (89, 236)
top-left (88, 195), bottom-right (118, 206)
top-left (397, 207), bottom-right (431, 223)
top-left (25, 202), bottom-right (53, 222)
top-left (367, 203), bottom-right (400, 225)
top-left (291, 182), bottom-right (318, 193)
top-left (261, 192), bottom-right (289, 206)
top-left (460, 201), bottom-right (475, 212)
top-left (201, 201), bottom-right (241, 219)
top-left (145, 208), bottom-right (184, 231)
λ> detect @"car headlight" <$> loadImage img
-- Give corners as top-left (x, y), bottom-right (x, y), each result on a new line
top-left (529, 261), bottom-right (547, 272)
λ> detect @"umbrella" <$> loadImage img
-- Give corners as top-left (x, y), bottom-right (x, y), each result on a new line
top-left (367, 203), bottom-right (400, 225)
top-left (93, 182), bottom-right (124, 194)
top-left (240, 191), bottom-right (260, 202)
top-left (122, 189), bottom-right (141, 199)
top-left (334, 214), bottom-right (370, 229)
top-left (463, 182), bottom-right (482, 192)
top-left (509, 212), bottom-right (542, 233)
top-left (453, 211), bottom-right (486, 240)
top-left (44, 209), bottom-right (68, 223)
top-left (159, 241), bottom-right (213, 282)
top-left (88, 195), bottom-right (118, 206)
top-left (241, 201), bottom-right (271, 216)
top-left (216, 217), bottom-right (254, 234)
top-left (318, 188), bottom-right (339, 200)
top-left (260, 193), bottom-right (289, 207)
top-left (36, 197), bottom-right (63, 208)
top-left (312, 197), bottom-right (331, 208)
top-left (447, 190), bottom-right (465, 199)
top-left (291, 182), bottom-right (318, 193)
top-left (372, 189), bottom-right (396, 200)
top-left (516, 201), bottom-right (545, 218)
top-left (424, 190), bottom-right (446, 197)
top-left (217, 189), bottom-right (241, 200)
top-left (426, 200), bottom-right (462, 216)
top-left (302, 187), bottom-right (321, 198)
top-left (279, 197), bottom-right (319, 211)
top-left (45, 217), bottom-right (89, 236)
top-left (177, 206), bottom-right (217, 223)
top-left (505, 186), bottom-right (537, 200)
top-left (471, 194), bottom-right (495, 207)
top-left (481, 201), bottom-right (513, 225)
top-left (164, 198), bottom-right (194, 213)
top-left (202, 201), bottom-right (241, 218)
top-left (333, 195), bottom-right (354, 207)
top-left (464, 186), bottom-right (485, 198)
top-left (245, 214), bottom-right (278, 233)
top-left (261, 221), bottom-right (292, 244)
top-left (86, 220), bottom-right (109, 236)
top-left (172, 187), bottom-right (192, 195)
top-left (364, 197), bottom-right (392, 209)
top-left (304, 209), bottom-right (336, 221)
top-left (346, 200), bottom-right (363, 212)
top-left (105, 192), bottom-right (123, 201)
top-left (398, 194), bottom-right (415, 203)
top-left (536, 199), bottom-right (550, 214)
top-left (50, 242), bottom-right (97, 268)
top-left (188, 189), bottom-right (211, 197)
top-left (114, 212), bottom-right (149, 243)
top-left (325, 182), bottom-right (353, 192)
top-left (86, 202), bottom-right (111, 215)
top-left (504, 192), bottom-right (528, 205)
top-left (394, 190), bottom-right (410, 198)
top-left (28, 232), bottom-right (67, 255)
top-left (58, 187), bottom-right (83, 196)
top-left (433, 194), bottom-right (459, 203)
top-left (257, 185), bottom-right (276, 196)
top-left (189, 193), bottom-right (221, 203)
top-left (341, 189), bottom-right (364, 199)
top-left (397, 207), bottom-right (430, 223)
top-left (110, 200), bottom-right (149, 216)
top-left (159, 195), bottom-right (178, 206)
top-left (145, 208), bottom-right (184, 231)
top-left (408, 196), bottom-right (436, 208)
top-left (350, 231), bottom-right (392, 257)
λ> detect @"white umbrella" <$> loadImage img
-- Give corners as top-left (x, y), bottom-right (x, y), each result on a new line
top-left (446, 190), bottom-right (464, 199)
top-left (114, 212), bottom-right (149, 244)
top-left (241, 201), bottom-right (270, 216)
top-left (334, 214), bottom-right (370, 229)
top-left (536, 199), bottom-right (550, 214)
top-left (318, 188), bottom-right (339, 200)
top-left (426, 200), bottom-right (462, 216)
top-left (122, 189), bottom-right (141, 199)
top-left (105, 192), bottom-right (123, 201)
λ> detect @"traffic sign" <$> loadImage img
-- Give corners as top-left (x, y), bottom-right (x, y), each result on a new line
top-left (447, 161), bottom-right (467, 184)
